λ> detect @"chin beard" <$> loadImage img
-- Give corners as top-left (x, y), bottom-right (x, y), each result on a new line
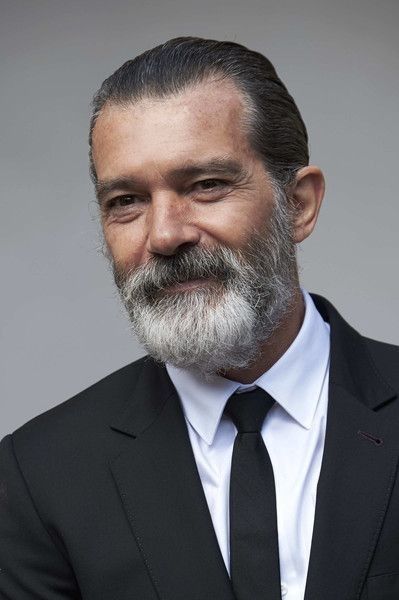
top-left (112, 194), bottom-right (298, 376)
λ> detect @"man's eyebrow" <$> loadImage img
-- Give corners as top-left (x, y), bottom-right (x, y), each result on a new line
top-left (95, 158), bottom-right (248, 203)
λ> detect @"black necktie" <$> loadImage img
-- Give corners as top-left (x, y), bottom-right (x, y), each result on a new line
top-left (225, 387), bottom-right (281, 600)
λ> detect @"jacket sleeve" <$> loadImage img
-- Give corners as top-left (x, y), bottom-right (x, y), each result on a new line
top-left (0, 435), bottom-right (81, 599)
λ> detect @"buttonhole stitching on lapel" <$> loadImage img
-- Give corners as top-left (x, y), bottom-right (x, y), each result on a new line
top-left (357, 430), bottom-right (384, 446)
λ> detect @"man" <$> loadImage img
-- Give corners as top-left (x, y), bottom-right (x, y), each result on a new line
top-left (0, 37), bottom-right (398, 600)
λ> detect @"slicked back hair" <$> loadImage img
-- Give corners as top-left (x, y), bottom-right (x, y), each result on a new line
top-left (89, 37), bottom-right (309, 190)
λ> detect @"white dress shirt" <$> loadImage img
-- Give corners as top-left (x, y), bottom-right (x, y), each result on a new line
top-left (166, 290), bottom-right (330, 600)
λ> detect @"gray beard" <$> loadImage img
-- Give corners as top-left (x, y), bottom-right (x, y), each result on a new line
top-left (112, 191), bottom-right (298, 376)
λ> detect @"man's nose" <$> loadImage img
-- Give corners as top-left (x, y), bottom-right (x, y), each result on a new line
top-left (146, 194), bottom-right (201, 256)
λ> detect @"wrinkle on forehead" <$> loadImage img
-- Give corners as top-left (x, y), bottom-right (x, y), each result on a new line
top-left (93, 77), bottom-right (252, 150)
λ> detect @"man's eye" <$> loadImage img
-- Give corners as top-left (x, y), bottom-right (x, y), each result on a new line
top-left (117, 195), bottom-right (135, 206)
top-left (108, 195), bottom-right (144, 208)
top-left (194, 179), bottom-right (226, 191)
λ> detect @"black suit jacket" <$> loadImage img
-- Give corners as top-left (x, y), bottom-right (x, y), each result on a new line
top-left (1, 295), bottom-right (399, 599)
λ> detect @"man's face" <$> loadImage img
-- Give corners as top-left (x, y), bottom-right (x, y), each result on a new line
top-left (91, 79), bottom-right (297, 374)
top-left (92, 79), bottom-right (277, 272)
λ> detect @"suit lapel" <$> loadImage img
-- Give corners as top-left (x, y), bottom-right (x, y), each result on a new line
top-left (109, 359), bottom-right (234, 600)
top-left (305, 296), bottom-right (399, 600)
top-left (304, 382), bottom-right (398, 600)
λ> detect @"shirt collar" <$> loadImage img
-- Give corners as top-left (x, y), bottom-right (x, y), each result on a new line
top-left (166, 364), bottom-right (239, 446)
top-left (166, 289), bottom-right (330, 445)
top-left (252, 290), bottom-right (330, 430)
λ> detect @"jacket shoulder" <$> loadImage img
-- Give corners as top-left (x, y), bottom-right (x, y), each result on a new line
top-left (9, 356), bottom-right (149, 446)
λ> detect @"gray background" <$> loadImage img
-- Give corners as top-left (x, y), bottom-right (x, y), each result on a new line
top-left (1, 0), bottom-right (398, 439)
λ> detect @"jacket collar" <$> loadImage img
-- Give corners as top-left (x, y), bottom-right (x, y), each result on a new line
top-left (311, 293), bottom-right (396, 409)
top-left (109, 356), bottom-right (175, 438)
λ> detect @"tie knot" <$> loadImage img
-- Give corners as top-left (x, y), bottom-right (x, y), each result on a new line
top-left (224, 387), bottom-right (275, 433)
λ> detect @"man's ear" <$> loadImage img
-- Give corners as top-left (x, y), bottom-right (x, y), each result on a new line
top-left (291, 166), bottom-right (325, 244)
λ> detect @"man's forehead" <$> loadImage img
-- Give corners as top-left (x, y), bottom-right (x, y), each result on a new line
top-left (93, 77), bottom-right (248, 138)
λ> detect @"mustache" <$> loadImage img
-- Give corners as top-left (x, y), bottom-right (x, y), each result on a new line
top-left (114, 245), bottom-right (242, 299)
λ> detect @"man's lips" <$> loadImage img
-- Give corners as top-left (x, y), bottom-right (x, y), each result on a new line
top-left (162, 277), bottom-right (214, 293)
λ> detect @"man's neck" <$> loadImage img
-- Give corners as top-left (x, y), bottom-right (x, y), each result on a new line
top-left (223, 287), bottom-right (305, 384)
